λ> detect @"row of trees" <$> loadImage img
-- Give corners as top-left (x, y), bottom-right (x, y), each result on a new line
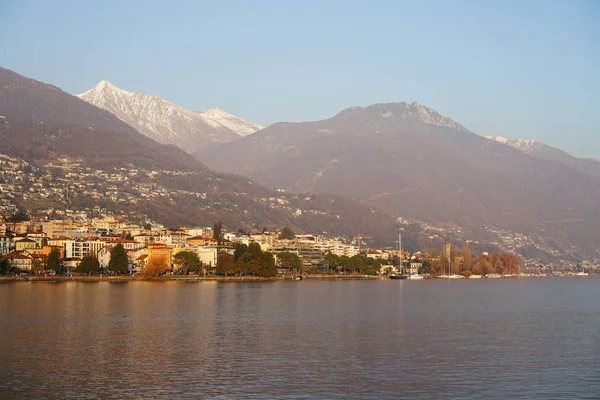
top-left (420, 250), bottom-right (522, 277)
top-left (215, 243), bottom-right (278, 277)
top-left (322, 253), bottom-right (382, 275)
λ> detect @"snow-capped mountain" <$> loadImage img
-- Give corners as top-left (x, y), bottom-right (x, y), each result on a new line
top-left (486, 135), bottom-right (546, 154)
top-left (77, 81), bottom-right (263, 153)
top-left (195, 107), bottom-right (262, 137)
top-left (487, 135), bottom-right (600, 177)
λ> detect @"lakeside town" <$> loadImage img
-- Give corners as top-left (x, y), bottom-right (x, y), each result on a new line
top-left (1, 212), bottom-right (597, 279)
top-left (1, 152), bottom-right (599, 278)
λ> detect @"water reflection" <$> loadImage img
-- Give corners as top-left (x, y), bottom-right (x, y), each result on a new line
top-left (1, 279), bottom-right (599, 398)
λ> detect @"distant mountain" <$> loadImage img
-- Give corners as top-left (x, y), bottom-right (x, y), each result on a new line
top-left (198, 101), bottom-right (600, 260)
top-left (0, 67), bottom-right (398, 242)
top-left (487, 135), bottom-right (600, 178)
top-left (77, 80), bottom-right (262, 153)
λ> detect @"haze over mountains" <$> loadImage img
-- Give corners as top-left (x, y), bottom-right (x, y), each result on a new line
top-left (77, 80), bottom-right (263, 153)
top-left (199, 102), bottom-right (600, 260)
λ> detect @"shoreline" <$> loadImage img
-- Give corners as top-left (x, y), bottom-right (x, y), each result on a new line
top-left (0, 275), bottom-right (383, 283)
top-left (0, 274), bottom-right (593, 283)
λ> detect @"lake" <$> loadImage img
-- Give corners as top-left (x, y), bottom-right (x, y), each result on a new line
top-left (1, 278), bottom-right (599, 399)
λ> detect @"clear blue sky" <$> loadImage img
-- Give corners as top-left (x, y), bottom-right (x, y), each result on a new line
top-left (1, 0), bottom-right (599, 158)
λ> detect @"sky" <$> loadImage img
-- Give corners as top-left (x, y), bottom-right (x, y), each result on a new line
top-left (1, 0), bottom-right (599, 158)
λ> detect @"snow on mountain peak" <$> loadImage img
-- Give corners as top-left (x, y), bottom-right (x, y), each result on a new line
top-left (487, 135), bottom-right (544, 154)
top-left (195, 107), bottom-right (263, 137)
top-left (406, 101), bottom-right (462, 130)
top-left (77, 81), bottom-right (263, 152)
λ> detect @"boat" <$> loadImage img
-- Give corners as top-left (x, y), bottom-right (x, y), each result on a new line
top-left (407, 273), bottom-right (424, 280)
top-left (468, 274), bottom-right (483, 279)
top-left (485, 273), bottom-right (502, 279)
top-left (575, 271), bottom-right (589, 276)
top-left (439, 273), bottom-right (465, 279)
top-left (390, 231), bottom-right (409, 280)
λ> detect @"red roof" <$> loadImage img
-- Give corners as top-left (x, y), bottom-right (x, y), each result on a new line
top-left (187, 235), bottom-right (216, 241)
top-left (5, 250), bottom-right (32, 260)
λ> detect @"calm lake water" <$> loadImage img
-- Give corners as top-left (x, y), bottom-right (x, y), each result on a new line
top-left (1, 278), bottom-right (599, 399)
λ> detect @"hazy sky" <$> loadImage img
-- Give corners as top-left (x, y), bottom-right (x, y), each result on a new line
top-left (1, 0), bottom-right (599, 158)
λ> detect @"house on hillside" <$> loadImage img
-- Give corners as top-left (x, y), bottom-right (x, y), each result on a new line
top-left (186, 235), bottom-right (217, 247)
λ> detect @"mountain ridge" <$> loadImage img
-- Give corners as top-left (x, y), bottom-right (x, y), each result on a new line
top-left (198, 101), bottom-right (600, 261)
top-left (77, 80), bottom-right (263, 153)
top-left (0, 66), bottom-right (399, 243)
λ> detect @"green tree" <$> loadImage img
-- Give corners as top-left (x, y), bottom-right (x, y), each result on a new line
top-left (173, 251), bottom-right (201, 275)
top-left (75, 255), bottom-right (100, 274)
top-left (279, 226), bottom-right (295, 240)
top-left (108, 243), bottom-right (128, 274)
top-left (144, 223), bottom-right (152, 230)
top-left (324, 252), bottom-right (340, 271)
top-left (47, 247), bottom-right (64, 273)
top-left (233, 243), bottom-right (249, 263)
top-left (257, 251), bottom-right (277, 277)
top-left (278, 252), bottom-right (302, 273)
top-left (125, 232), bottom-right (134, 240)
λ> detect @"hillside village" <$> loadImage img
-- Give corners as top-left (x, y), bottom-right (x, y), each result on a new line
top-left (1, 153), bottom-right (598, 274)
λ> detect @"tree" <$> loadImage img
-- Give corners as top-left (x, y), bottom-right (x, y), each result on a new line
top-left (278, 252), bottom-right (302, 273)
top-left (144, 223), bottom-right (152, 231)
top-left (47, 247), bottom-right (64, 274)
top-left (8, 211), bottom-right (29, 222)
top-left (213, 221), bottom-right (224, 245)
top-left (279, 226), bottom-right (295, 240)
top-left (125, 232), bottom-right (134, 240)
top-left (257, 251), bottom-right (277, 277)
top-left (75, 255), bottom-right (100, 274)
top-left (31, 259), bottom-right (45, 274)
top-left (464, 247), bottom-right (472, 270)
top-left (0, 257), bottom-right (11, 275)
top-left (108, 243), bottom-right (128, 274)
top-left (473, 255), bottom-right (493, 275)
top-left (173, 251), bottom-right (201, 275)
top-left (142, 256), bottom-right (167, 278)
top-left (216, 253), bottom-right (237, 277)
top-left (324, 252), bottom-right (340, 271)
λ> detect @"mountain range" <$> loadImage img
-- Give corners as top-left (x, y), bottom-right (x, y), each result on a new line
top-left (77, 80), bottom-right (262, 153)
top-left (3, 66), bottom-right (600, 261)
top-left (0, 67), bottom-right (399, 243)
top-left (198, 102), bottom-right (600, 260)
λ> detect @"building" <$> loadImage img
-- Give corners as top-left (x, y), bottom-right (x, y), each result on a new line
top-left (5, 250), bottom-right (33, 270)
top-left (147, 243), bottom-right (174, 268)
top-left (409, 262), bottom-right (423, 275)
top-left (186, 235), bottom-right (217, 247)
top-left (15, 238), bottom-right (38, 252)
top-left (0, 235), bottom-right (11, 255)
top-left (197, 247), bottom-right (218, 268)
top-left (58, 237), bottom-right (106, 259)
